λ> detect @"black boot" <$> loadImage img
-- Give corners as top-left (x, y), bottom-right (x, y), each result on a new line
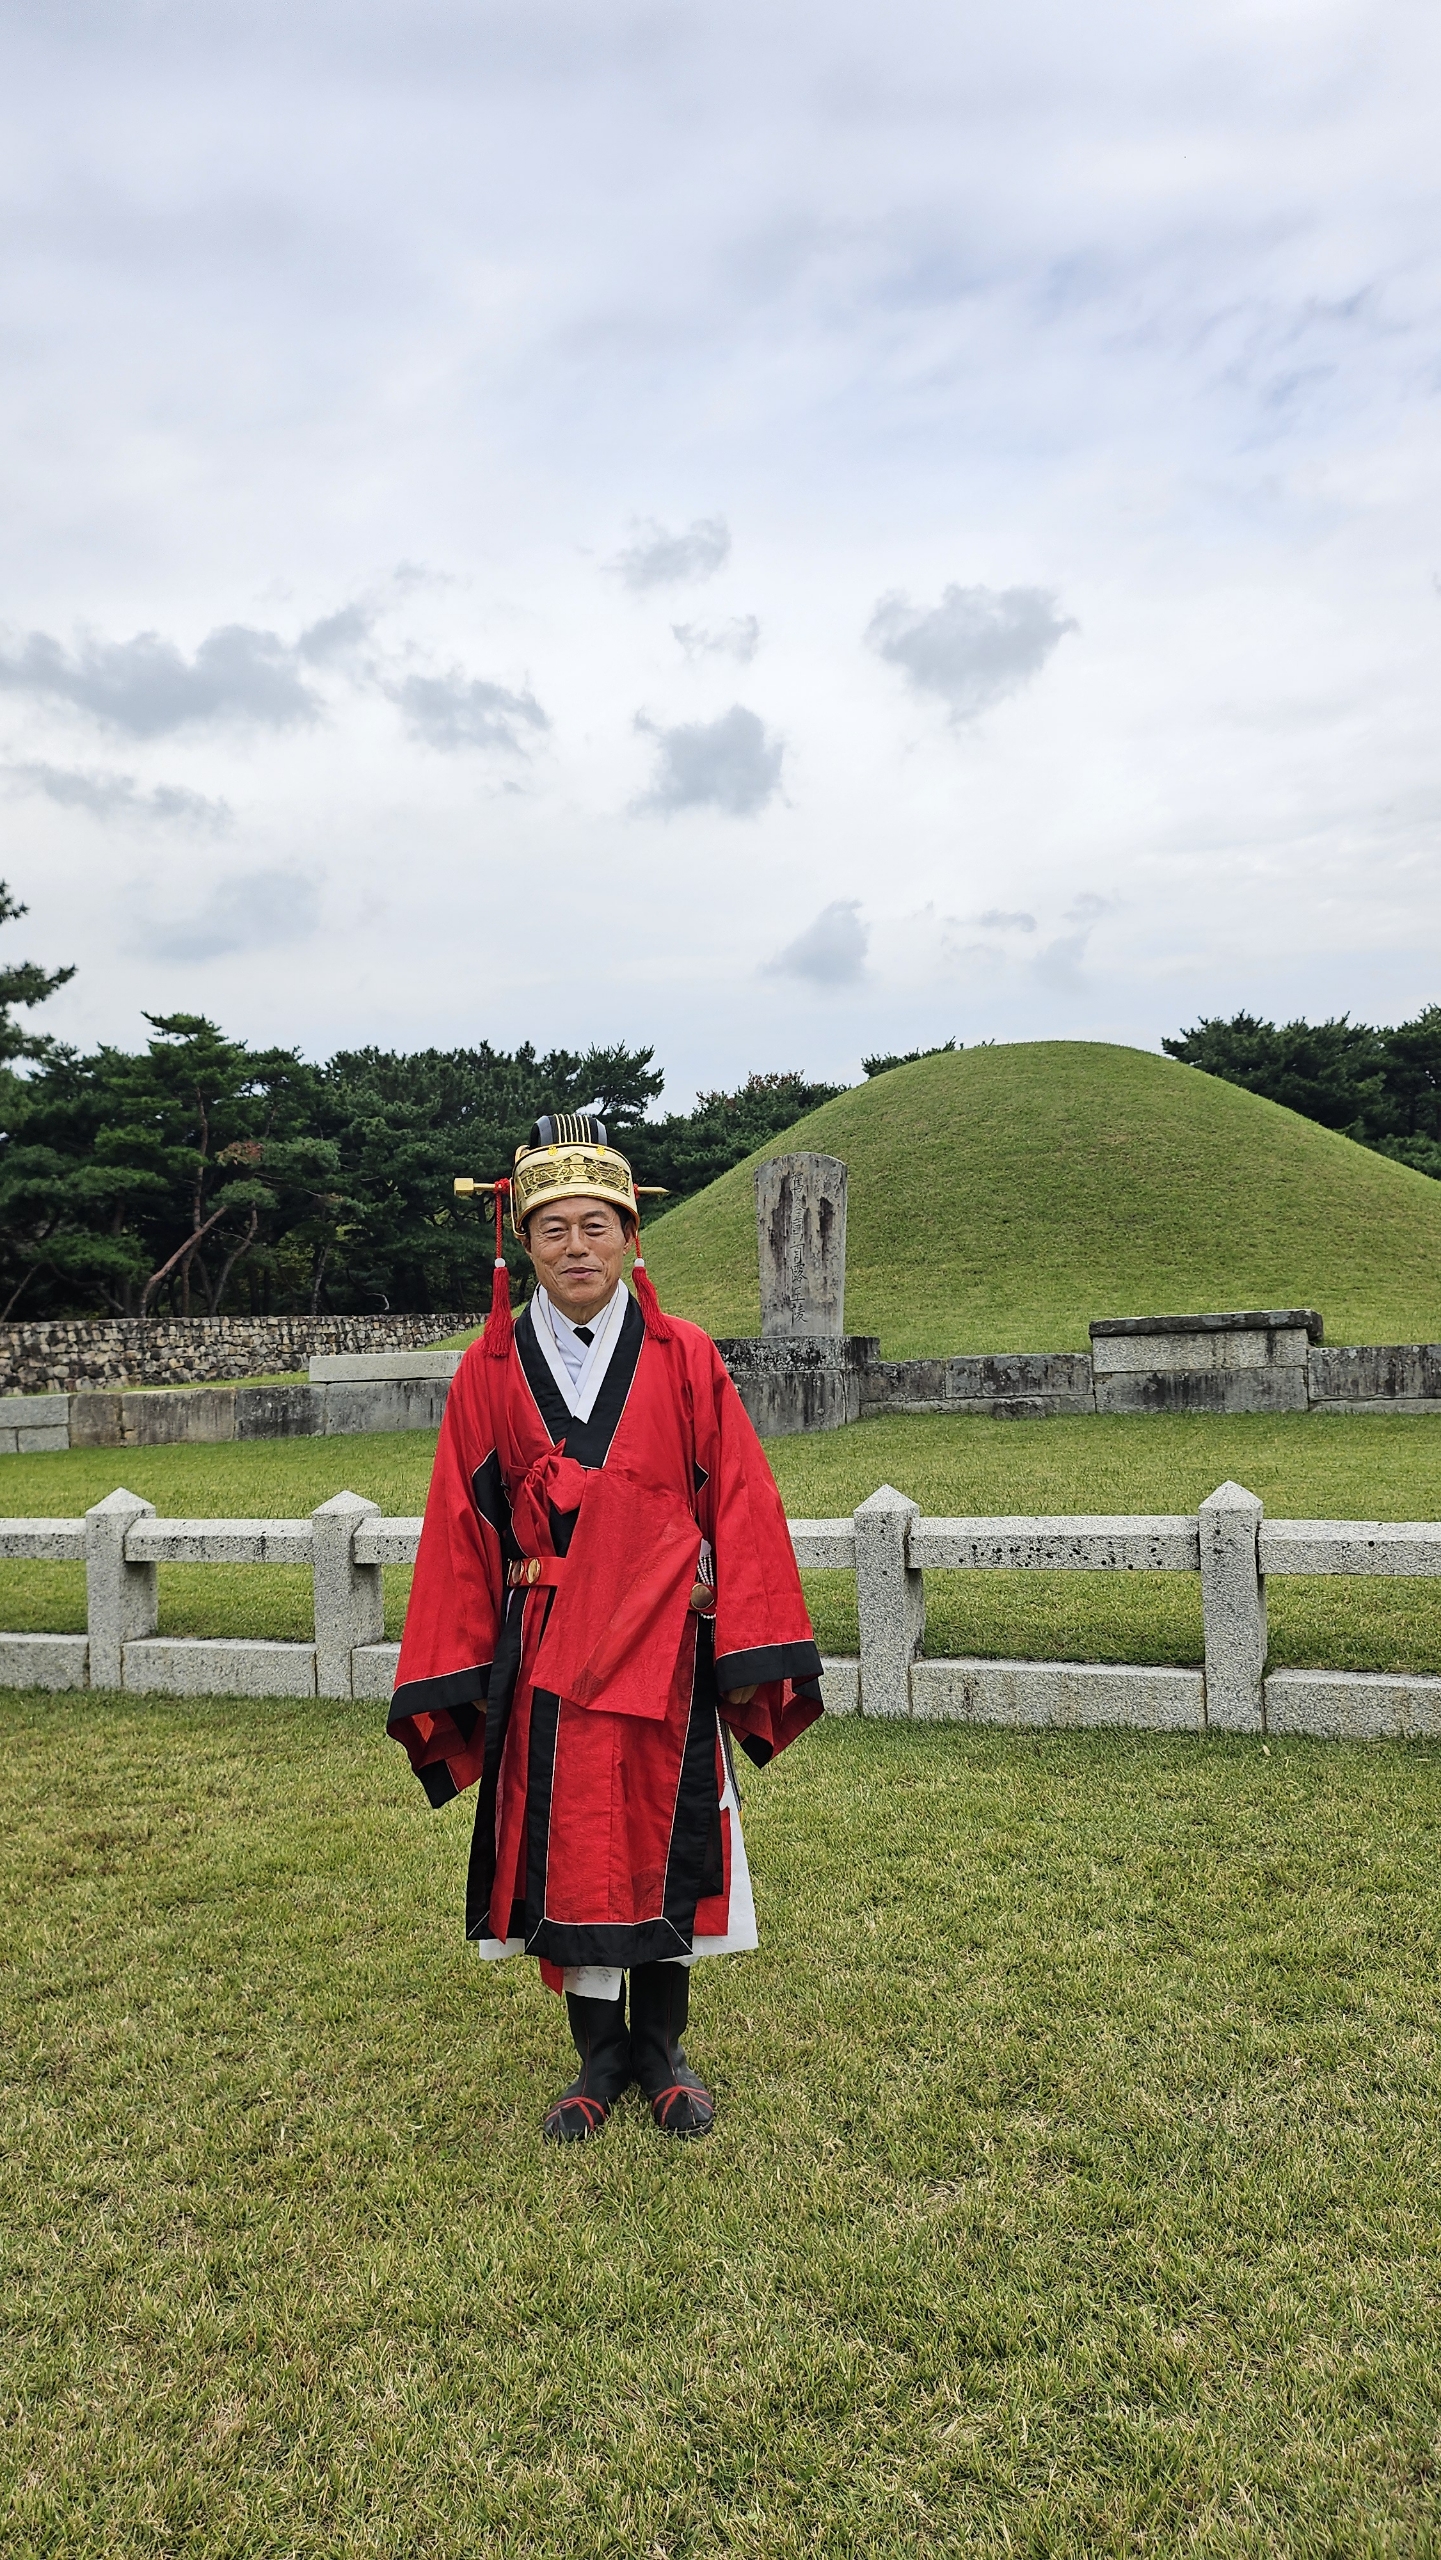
top-left (628, 1963), bottom-right (715, 2138)
top-left (542, 1990), bottom-right (633, 2143)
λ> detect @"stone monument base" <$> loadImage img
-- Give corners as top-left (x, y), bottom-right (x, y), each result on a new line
top-left (715, 1336), bottom-right (879, 1437)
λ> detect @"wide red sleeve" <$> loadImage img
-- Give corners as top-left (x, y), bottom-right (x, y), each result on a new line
top-left (690, 1331), bottom-right (824, 1766)
top-left (387, 1346), bottom-right (506, 1805)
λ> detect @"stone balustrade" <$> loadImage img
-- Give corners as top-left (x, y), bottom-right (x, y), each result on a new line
top-left (4, 1479), bottom-right (1440, 1740)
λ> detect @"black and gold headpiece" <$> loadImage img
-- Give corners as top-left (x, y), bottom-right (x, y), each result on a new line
top-left (454, 1114), bottom-right (666, 1238)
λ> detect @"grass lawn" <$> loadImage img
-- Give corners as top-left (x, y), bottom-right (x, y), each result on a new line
top-left (2, 1408), bottom-right (1440, 1676)
top-left (5, 1698), bottom-right (1441, 2555)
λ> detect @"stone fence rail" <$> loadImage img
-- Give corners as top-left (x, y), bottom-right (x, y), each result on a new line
top-left (4, 1479), bottom-right (1440, 1742)
top-left (0, 1313), bottom-right (482, 1397)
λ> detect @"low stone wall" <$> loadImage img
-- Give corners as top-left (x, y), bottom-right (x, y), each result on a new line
top-left (856, 1311), bottom-right (1441, 1426)
top-left (750, 1310), bottom-right (1441, 1430)
top-left (1089, 1308), bottom-right (1320, 1415)
top-left (1308, 1342), bottom-right (1441, 1414)
top-left (9, 1311), bottom-right (1441, 1451)
top-left (5, 1371), bottom-right (459, 1452)
top-left (0, 1313), bottom-right (480, 1395)
top-left (860, 1351), bottom-right (1093, 1422)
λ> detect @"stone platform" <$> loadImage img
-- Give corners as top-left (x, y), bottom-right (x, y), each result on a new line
top-left (1088, 1308), bottom-right (1322, 1414)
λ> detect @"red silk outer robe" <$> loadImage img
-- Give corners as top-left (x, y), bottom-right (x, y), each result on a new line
top-left (388, 1293), bottom-right (823, 1979)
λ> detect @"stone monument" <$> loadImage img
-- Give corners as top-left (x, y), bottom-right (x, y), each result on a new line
top-left (716, 1152), bottom-right (878, 1437)
top-left (756, 1152), bottom-right (848, 1337)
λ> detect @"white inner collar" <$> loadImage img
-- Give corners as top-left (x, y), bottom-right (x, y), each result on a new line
top-left (532, 1283), bottom-right (626, 1421)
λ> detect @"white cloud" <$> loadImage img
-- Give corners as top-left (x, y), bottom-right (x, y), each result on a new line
top-left (765, 899), bottom-right (869, 987)
top-left (635, 703), bottom-right (783, 815)
top-left (672, 615), bottom-right (760, 664)
top-left (0, 623), bottom-right (322, 735)
top-left (1034, 893), bottom-right (1114, 991)
top-left (7, 762), bottom-right (231, 829)
top-left (866, 584), bottom-right (1077, 723)
top-left (135, 869), bottom-right (322, 963)
top-left (297, 603), bottom-right (375, 664)
top-left (612, 518), bottom-right (731, 591)
top-left (385, 670), bottom-right (550, 753)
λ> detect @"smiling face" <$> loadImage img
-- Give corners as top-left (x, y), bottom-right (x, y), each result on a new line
top-left (522, 1196), bottom-right (633, 1323)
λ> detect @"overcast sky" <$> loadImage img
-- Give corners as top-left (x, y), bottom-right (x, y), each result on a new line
top-left (2, 0), bottom-right (1439, 1104)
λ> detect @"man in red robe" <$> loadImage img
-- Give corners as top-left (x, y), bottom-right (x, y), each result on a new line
top-left (388, 1115), bottom-right (823, 2142)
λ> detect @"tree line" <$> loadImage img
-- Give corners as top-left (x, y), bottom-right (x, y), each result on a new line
top-left (1163, 1009), bottom-right (1441, 1179)
top-left (0, 889), bottom-right (849, 1320)
top-left (34, 866), bottom-right (1434, 1324)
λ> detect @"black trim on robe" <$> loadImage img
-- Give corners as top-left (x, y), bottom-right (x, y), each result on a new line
top-left (714, 1638), bottom-right (824, 1694)
top-left (515, 1294), bottom-right (647, 1560)
top-left (563, 1293), bottom-right (645, 1466)
top-left (387, 1450), bottom-right (518, 1749)
top-left (471, 1448), bottom-right (520, 1563)
top-left (667, 1626), bottom-right (726, 1918)
top-left (464, 1588), bottom-right (528, 1935)
top-left (516, 1911), bottom-right (694, 1968)
top-left (520, 1682), bottom-right (563, 1952)
top-left (716, 1637), bottom-right (824, 1767)
top-left (513, 1303), bottom-right (572, 1444)
top-left (387, 1658), bottom-right (492, 1733)
top-left (507, 1621), bottom-right (727, 1970)
top-left (513, 1294), bottom-right (645, 1473)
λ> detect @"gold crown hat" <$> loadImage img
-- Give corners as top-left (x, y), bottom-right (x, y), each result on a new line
top-left (455, 1115), bottom-right (671, 1359)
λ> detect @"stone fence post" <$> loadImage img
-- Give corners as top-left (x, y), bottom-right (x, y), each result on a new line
top-left (1199, 1481), bottom-right (1266, 1732)
top-left (311, 1492), bottom-right (383, 1699)
top-left (854, 1484), bottom-right (924, 1717)
top-left (85, 1487), bottom-right (157, 1689)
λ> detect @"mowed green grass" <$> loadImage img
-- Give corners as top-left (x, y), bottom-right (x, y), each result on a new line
top-left (0, 1432), bottom-right (436, 1648)
top-left (3, 1410), bottom-right (1441, 1674)
top-left (780, 1409), bottom-right (1441, 1676)
top-left (6, 1699), bottom-right (1441, 2556)
top-left (640, 1041), bottom-right (1441, 1355)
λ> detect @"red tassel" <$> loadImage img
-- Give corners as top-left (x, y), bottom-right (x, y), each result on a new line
top-left (483, 1181), bottom-right (514, 1361)
top-left (629, 1254), bottom-right (674, 1343)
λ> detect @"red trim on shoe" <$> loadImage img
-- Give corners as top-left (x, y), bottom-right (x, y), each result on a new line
top-left (650, 2082), bottom-right (714, 2133)
top-left (544, 2092), bottom-right (610, 2138)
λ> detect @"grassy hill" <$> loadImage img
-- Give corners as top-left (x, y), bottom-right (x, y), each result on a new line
top-left (640, 1041), bottom-right (1441, 1356)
